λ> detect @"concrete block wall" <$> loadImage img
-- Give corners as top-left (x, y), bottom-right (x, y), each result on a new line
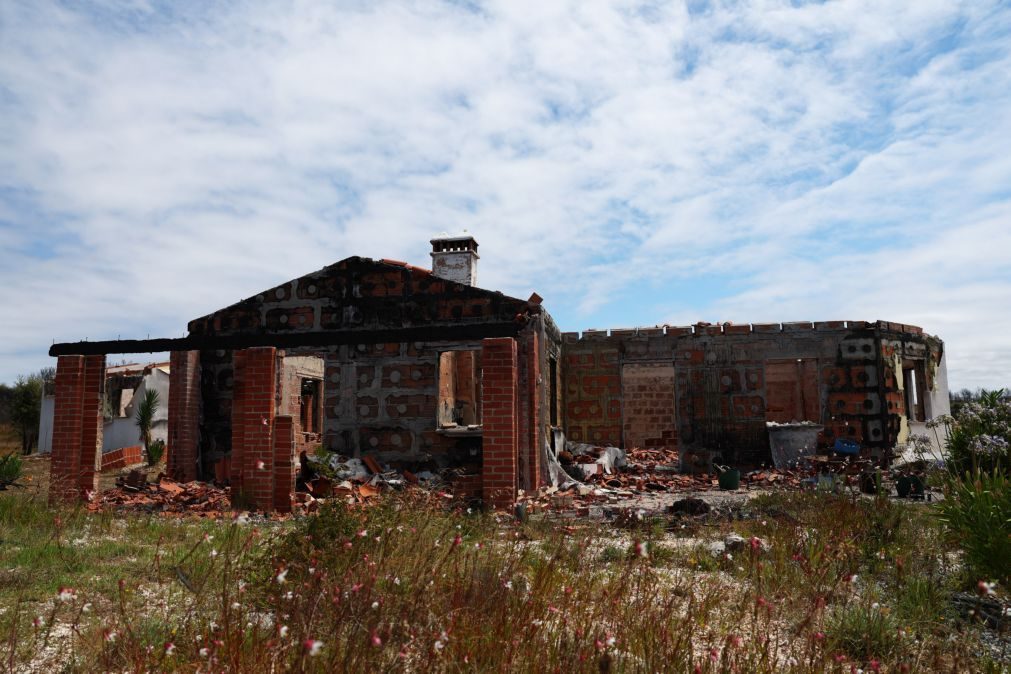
top-left (559, 321), bottom-right (946, 465)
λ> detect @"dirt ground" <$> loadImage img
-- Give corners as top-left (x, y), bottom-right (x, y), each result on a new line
top-left (14, 453), bottom-right (164, 501)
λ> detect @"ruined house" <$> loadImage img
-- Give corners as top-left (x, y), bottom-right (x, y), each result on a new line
top-left (47, 235), bottom-right (949, 510)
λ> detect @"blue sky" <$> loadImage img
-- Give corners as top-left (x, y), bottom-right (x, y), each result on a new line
top-left (1, 0), bottom-right (1010, 390)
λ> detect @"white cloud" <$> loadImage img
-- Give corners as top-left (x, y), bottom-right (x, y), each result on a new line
top-left (0, 0), bottom-right (1009, 389)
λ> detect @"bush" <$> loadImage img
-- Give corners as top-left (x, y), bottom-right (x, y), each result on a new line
top-left (825, 602), bottom-right (903, 662)
top-left (145, 439), bottom-right (165, 466)
top-left (935, 470), bottom-right (1011, 585)
top-left (942, 388), bottom-right (1011, 476)
top-left (0, 452), bottom-right (23, 487)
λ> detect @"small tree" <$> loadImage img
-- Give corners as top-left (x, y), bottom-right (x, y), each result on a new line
top-left (10, 374), bottom-right (43, 455)
top-left (135, 388), bottom-right (160, 454)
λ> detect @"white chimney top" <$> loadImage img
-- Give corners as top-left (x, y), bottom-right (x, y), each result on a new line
top-left (430, 234), bottom-right (479, 286)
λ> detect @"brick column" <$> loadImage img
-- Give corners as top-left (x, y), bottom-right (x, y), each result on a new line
top-left (50, 354), bottom-right (104, 504)
top-left (273, 415), bottom-right (295, 513)
top-left (481, 337), bottom-right (518, 509)
top-left (78, 355), bottom-right (105, 498)
top-left (231, 347), bottom-right (277, 511)
top-left (168, 350), bottom-right (201, 482)
top-left (524, 330), bottom-right (542, 491)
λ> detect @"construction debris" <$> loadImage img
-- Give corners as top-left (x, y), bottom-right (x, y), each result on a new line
top-left (90, 475), bottom-right (231, 517)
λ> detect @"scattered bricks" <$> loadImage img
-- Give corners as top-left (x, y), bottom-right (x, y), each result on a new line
top-left (168, 350), bottom-right (201, 482)
top-left (273, 416), bottom-right (296, 513)
top-left (481, 337), bottom-right (518, 509)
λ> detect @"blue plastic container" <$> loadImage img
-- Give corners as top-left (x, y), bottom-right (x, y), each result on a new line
top-left (833, 438), bottom-right (860, 455)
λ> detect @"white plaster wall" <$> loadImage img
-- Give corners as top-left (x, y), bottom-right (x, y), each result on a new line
top-left (37, 395), bottom-right (54, 454)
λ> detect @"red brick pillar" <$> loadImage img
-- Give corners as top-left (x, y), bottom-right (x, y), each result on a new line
top-left (524, 330), bottom-right (542, 491)
top-left (273, 415), bottom-right (295, 513)
top-left (231, 347), bottom-right (277, 511)
top-left (481, 337), bottom-right (518, 509)
top-left (50, 354), bottom-right (104, 503)
top-left (168, 350), bottom-right (201, 482)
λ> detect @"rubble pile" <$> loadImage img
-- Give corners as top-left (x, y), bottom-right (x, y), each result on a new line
top-left (90, 471), bottom-right (231, 517)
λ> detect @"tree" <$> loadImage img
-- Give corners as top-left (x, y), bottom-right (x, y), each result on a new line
top-left (135, 388), bottom-right (160, 451)
top-left (10, 374), bottom-right (43, 455)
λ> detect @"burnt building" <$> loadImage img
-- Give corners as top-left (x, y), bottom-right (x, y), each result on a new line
top-left (47, 235), bottom-right (948, 510)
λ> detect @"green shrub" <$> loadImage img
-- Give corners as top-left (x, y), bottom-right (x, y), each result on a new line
top-left (825, 602), bottom-right (903, 662)
top-left (0, 452), bottom-right (23, 487)
top-left (942, 388), bottom-right (1011, 476)
top-left (935, 470), bottom-right (1011, 585)
top-left (145, 439), bottom-right (165, 466)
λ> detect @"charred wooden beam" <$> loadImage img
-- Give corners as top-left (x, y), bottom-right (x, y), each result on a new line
top-left (49, 322), bottom-right (523, 356)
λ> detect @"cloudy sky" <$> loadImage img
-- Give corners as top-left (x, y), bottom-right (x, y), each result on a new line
top-left (1, 0), bottom-right (1009, 390)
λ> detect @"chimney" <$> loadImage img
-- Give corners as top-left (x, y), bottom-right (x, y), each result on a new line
top-left (430, 233), bottom-right (479, 286)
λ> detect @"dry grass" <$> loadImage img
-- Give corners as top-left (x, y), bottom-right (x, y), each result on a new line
top-left (1, 482), bottom-right (1008, 673)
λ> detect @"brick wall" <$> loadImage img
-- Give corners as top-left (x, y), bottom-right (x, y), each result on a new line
top-left (621, 363), bottom-right (677, 449)
top-left (231, 347), bottom-right (277, 511)
top-left (168, 350), bottom-right (201, 481)
top-left (100, 445), bottom-right (143, 472)
top-left (481, 337), bottom-right (518, 509)
top-left (559, 321), bottom-right (945, 466)
top-left (273, 415), bottom-right (295, 513)
top-left (561, 333), bottom-right (621, 445)
top-left (50, 354), bottom-right (105, 503)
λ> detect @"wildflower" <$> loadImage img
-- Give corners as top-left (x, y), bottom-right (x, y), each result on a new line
top-left (709, 647), bottom-right (719, 662)
top-left (203, 533), bottom-right (214, 543)
top-left (504, 580), bottom-right (513, 590)
top-left (729, 634), bottom-right (742, 648)
top-left (357, 529), bottom-right (367, 537)
top-left (371, 630), bottom-right (382, 647)
top-left (371, 601), bottom-right (379, 610)
top-left (81, 602), bottom-right (91, 613)
top-left (279, 625), bottom-right (289, 638)
top-left (284, 591), bottom-right (294, 600)
top-left (164, 642), bottom-right (176, 656)
top-left (605, 634), bottom-right (616, 647)
top-left (634, 541), bottom-right (648, 558)
top-left (847, 574), bottom-right (858, 584)
top-left (57, 587), bottom-right (76, 602)
top-left (231, 601), bottom-right (240, 610)
top-left (871, 602), bottom-right (880, 610)
top-left (725, 552), bottom-right (733, 561)
top-left (870, 659), bottom-right (881, 672)
top-left (303, 639), bottom-right (323, 656)
top-left (199, 647), bottom-right (210, 657)
top-left (394, 577), bottom-right (401, 586)
top-left (210, 549), bottom-right (218, 558)
top-left (275, 568), bottom-right (288, 584)
top-left (978, 580), bottom-right (996, 596)
top-left (813, 631), bottom-right (825, 642)
top-left (33, 616), bottom-right (44, 629)
top-left (749, 536), bottom-right (762, 552)
top-left (452, 534), bottom-right (462, 547)
top-left (235, 512), bottom-right (250, 525)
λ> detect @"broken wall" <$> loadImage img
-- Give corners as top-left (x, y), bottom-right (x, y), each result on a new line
top-left (561, 321), bottom-right (946, 465)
